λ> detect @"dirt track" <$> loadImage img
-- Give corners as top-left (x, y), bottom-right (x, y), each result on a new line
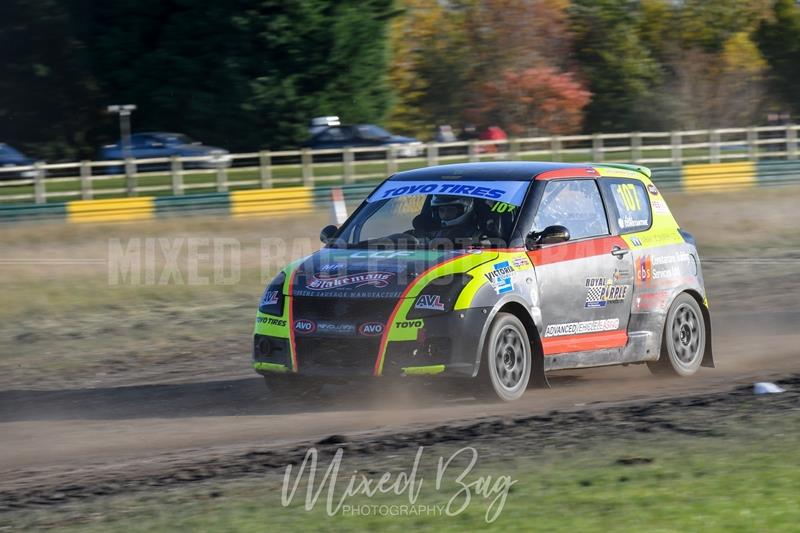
top-left (1, 306), bottom-right (799, 506)
top-left (1, 187), bottom-right (799, 511)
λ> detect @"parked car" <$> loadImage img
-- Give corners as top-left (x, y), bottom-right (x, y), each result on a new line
top-left (303, 124), bottom-right (423, 158)
top-left (99, 132), bottom-right (231, 173)
top-left (252, 161), bottom-right (713, 401)
top-left (308, 116), bottom-right (341, 137)
top-left (0, 143), bottom-right (36, 180)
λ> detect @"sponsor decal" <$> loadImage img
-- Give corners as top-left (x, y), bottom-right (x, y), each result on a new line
top-left (293, 319), bottom-right (317, 334)
top-left (652, 252), bottom-right (692, 266)
top-left (651, 199), bottom-right (670, 215)
top-left (319, 263), bottom-right (344, 273)
top-left (415, 294), bottom-right (446, 311)
top-left (613, 268), bottom-right (631, 281)
top-left (368, 180), bottom-right (529, 206)
top-left (636, 255), bottom-right (653, 283)
top-left (619, 216), bottom-right (649, 229)
top-left (306, 271), bottom-right (395, 291)
top-left (584, 277), bottom-right (629, 308)
top-left (484, 261), bottom-right (515, 294)
top-left (293, 289), bottom-right (404, 299)
top-left (584, 277), bottom-right (608, 308)
top-left (647, 183), bottom-right (659, 196)
top-left (395, 320), bottom-right (424, 329)
top-left (634, 291), bottom-right (670, 312)
top-left (605, 285), bottom-right (629, 302)
top-left (358, 322), bottom-right (385, 336)
top-left (636, 253), bottom-right (691, 284)
top-left (260, 289), bottom-right (280, 306)
top-left (512, 256), bottom-right (530, 269)
top-left (257, 316), bottom-right (287, 326)
top-left (544, 318), bottom-right (620, 337)
top-left (348, 251), bottom-right (415, 259)
top-left (630, 236), bottom-right (643, 247)
top-left (316, 322), bottom-right (357, 336)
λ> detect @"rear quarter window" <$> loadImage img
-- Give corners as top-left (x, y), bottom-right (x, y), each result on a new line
top-left (600, 179), bottom-right (652, 234)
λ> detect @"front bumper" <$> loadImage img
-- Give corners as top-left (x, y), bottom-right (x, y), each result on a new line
top-left (253, 307), bottom-right (489, 378)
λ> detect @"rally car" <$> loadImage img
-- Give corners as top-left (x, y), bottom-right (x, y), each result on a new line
top-left (253, 162), bottom-right (713, 401)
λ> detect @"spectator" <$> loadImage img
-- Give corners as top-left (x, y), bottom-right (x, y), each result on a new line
top-left (435, 125), bottom-right (457, 143)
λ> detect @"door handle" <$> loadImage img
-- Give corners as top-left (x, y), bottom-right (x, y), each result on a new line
top-left (611, 246), bottom-right (629, 258)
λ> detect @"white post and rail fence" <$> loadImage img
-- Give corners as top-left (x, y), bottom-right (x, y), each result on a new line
top-left (1, 125), bottom-right (799, 213)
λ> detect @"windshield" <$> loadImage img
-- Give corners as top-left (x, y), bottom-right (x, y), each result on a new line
top-left (154, 133), bottom-right (193, 145)
top-left (335, 179), bottom-right (530, 249)
top-left (0, 143), bottom-right (23, 159)
top-left (356, 125), bottom-right (391, 139)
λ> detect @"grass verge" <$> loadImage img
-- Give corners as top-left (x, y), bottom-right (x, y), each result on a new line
top-left (6, 400), bottom-right (800, 532)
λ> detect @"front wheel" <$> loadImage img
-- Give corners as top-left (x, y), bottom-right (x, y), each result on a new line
top-left (648, 293), bottom-right (705, 377)
top-left (477, 312), bottom-right (532, 401)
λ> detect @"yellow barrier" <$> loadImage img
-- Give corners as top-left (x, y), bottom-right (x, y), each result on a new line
top-left (229, 187), bottom-right (313, 217)
top-left (682, 161), bottom-right (756, 192)
top-left (67, 197), bottom-right (155, 223)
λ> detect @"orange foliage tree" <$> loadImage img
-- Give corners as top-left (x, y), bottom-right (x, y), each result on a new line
top-left (472, 67), bottom-right (591, 136)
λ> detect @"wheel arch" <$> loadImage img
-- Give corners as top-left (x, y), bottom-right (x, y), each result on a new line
top-left (680, 289), bottom-right (714, 368)
top-left (473, 297), bottom-right (549, 388)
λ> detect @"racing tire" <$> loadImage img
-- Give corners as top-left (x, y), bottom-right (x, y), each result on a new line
top-left (476, 312), bottom-right (532, 402)
top-left (263, 375), bottom-right (324, 399)
top-left (647, 293), bottom-right (705, 377)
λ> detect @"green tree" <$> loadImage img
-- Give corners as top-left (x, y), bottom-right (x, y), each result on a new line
top-left (0, 0), bottom-right (102, 160)
top-left (756, 0), bottom-right (800, 115)
top-left (85, 0), bottom-right (395, 150)
top-left (569, 0), bottom-right (662, 132)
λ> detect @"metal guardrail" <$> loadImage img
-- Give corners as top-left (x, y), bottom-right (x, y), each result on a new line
top-left (1, 124), bottom-right (798, 204)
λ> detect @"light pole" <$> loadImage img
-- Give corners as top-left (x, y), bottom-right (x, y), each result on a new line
top-left (108, 104), bottom-right (137, 195)
top-left (107, 104), bottom-right (137, 159)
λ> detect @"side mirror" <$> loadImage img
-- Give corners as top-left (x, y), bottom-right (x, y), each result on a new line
top-left (526, 225), bottom-right (570, 250)
top-left (320, 224), bottom-right (338, 244)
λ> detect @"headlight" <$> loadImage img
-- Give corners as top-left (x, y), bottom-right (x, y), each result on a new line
top-left (407, 274), bottom-right (472, 319)
top-left (258, 271), bottom-right (286, 316)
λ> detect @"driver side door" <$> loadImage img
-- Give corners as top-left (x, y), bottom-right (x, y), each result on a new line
top-left (527, 179), bottom-right (634, 359)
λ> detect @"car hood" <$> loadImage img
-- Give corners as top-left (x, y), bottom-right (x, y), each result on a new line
top-left (289, 248), bottom-right (498, 299)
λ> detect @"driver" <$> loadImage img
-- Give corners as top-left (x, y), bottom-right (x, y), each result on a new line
top-left (429, 195), bottom-right (482, 243)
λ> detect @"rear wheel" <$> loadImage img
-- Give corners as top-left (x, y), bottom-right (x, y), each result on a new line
top-left (648, 293), bottom-right (705, 377)
top-left (477, 312), bottom-right (532, 402)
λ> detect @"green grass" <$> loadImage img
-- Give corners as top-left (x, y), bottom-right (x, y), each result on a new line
top-left (9, 409), bottom-right (800, 532)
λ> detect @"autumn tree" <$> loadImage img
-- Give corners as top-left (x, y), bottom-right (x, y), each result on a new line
top-left (389, 0), bottom-right (590, 137)
top-left (386, 0), bottom-right (472, 137)
top-left (474, 67), bottom-right (590, 135)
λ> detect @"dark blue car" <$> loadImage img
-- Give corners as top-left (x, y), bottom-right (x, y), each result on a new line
top-left (303, 124), bottom-right (422, 158)
top-left (99, 132), bottom-right (230, 173)
top-left (0, 143), bottom-right (36, 180)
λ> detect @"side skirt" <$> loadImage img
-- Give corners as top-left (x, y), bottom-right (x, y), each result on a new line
top-left (544, 331), bottom-right (655, 371)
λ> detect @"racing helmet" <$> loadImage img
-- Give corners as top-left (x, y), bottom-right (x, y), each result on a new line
top-left (430, 195), bottom-right (475, 227)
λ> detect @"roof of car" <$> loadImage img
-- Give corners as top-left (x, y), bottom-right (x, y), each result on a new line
top-left (388, 161), bottom-right (651, 181)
